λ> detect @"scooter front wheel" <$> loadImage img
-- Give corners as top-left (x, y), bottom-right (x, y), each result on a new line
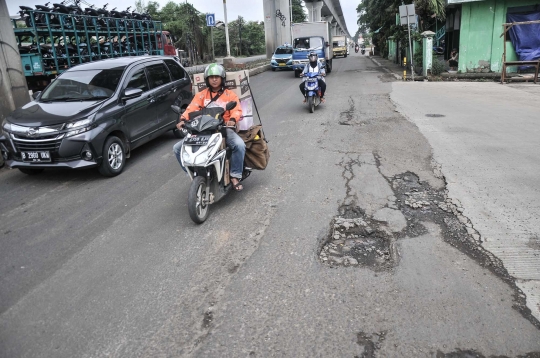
top-left (308, 96), bottom-right (315, 113)
top-left (188, 176), bottom-right (210, 224)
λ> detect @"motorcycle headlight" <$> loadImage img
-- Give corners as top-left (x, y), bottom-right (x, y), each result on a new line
top-left (182, 149), bottom-right (190, 162)
top-left (65, 116), bottom-right (95, 137)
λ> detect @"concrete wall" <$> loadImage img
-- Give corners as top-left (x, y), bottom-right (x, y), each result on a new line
top-left (459, 0), bottom-right (539, 73)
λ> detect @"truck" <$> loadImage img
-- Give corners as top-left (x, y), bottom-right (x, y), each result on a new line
top-left (11, 9), bottom-right (176, 91)
top-left (291, 21), bottom-right (333, 78)
top-left (332, 35), bottom-right (347, 58)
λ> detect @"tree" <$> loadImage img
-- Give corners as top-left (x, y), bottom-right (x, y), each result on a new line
top-left (133, 1), bottom-right (266, 61)
top-left (292, 0), bottom-right (306, 23)
top-left (356, 0), bottom-right (445, 57)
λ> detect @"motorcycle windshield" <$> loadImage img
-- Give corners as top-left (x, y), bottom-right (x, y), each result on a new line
top-left (187, 114), bottom-right (222, 133)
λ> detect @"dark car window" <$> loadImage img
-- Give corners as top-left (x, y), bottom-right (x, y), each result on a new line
top-left (164, 60), bottom-right (186, 81)
top-left (146, 63), bottom-right (171, 89)
top-left (275, 47), bottom-right (292, 55)
top-left (40, 67), bottom-right (125, 101)
top-left (126, 69), bottom-right (149, 92)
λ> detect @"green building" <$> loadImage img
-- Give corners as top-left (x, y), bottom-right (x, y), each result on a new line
top-left (448, 0), bottom-right (540, 73)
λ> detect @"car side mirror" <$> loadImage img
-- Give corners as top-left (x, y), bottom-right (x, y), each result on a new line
top-left (32, 91), bottom-right (41, 100)
top-left (122, 88), bottom-right (143, 100)
top-left (170, 105), bottom-right (181, 114)
top-left (225, 101), bottom-right (237, 111)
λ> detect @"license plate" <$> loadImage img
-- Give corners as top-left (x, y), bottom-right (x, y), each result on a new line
top-left (279, 63), bottom-right (286, 66)
top-left (21, 151), bottom-right (51, 162)
top-left (184, 136), bottom-right (209, 146)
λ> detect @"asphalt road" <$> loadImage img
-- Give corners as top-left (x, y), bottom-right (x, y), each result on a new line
top-left (1, 53), bottom-right (539, 357)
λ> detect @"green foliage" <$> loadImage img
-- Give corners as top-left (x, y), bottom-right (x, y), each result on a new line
top-left (413, 47), bottom-right (423, 68)
top-left (356, 0), bottom-right (446, 58)
top-left (134, 1), bottom-right (266, 62)
top-left (292, 0), bottom-right (307, 23)
top-left (431, 56), bottom-right (445, 75)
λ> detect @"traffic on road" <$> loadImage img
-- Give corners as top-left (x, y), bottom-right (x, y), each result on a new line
top-left (1, 49), bottom-right (539, 357)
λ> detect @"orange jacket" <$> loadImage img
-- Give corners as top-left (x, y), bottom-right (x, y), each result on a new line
top-left (181, 88), bottom-right (243, 123)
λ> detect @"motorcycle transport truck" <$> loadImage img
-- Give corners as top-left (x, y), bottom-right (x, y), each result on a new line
top-left (291, 21), bottom-right (333, 78)
top-left (11, 4), bottom-right (176, 91)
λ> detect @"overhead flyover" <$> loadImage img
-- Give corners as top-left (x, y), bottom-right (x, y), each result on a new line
top-left (262, 0), bottom-right (351, 59)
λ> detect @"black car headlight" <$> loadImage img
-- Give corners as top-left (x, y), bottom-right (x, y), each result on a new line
top-left (65, 116), bottom-right (96, 137)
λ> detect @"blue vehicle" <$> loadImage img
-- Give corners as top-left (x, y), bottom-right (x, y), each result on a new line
top-left (291, 22), bottom-right (333, 78)
top-left (303, 72), bottom-right (322, 113)
top-left (270, 45), bottom-right (293, 71)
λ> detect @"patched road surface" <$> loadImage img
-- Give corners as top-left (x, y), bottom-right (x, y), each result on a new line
top-left (0, 52), bottom-right (539, 357)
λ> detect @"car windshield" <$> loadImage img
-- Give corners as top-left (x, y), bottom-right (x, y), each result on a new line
top-left (40, 67), bottom-right (126, 101)
top-left (333, 40), bottom-right (345, 47)
top-left (293, 37), bottom-right (323, 51)
top-left (275, 47), bottom-right (292, 55)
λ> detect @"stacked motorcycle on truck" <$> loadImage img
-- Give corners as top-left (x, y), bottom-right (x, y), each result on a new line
top-left (12, 0), bottom-right (174, 91)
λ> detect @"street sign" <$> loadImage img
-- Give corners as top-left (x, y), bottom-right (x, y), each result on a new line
top-left (206, 14), bottom-right (215, 27)
top-left (399, 4), bottom-right (417, 26)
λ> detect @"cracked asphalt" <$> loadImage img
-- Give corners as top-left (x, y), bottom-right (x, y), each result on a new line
top-left (0, 52), bottom-right (539, 357)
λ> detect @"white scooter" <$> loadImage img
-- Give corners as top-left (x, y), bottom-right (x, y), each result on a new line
top-left (171, 102), bottom-right (251, 224)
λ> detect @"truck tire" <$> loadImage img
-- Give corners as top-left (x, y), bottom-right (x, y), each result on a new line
top-left (294, 70), bottom-right (301, 78)
top-left (326, 60), bottom-right (332, 74)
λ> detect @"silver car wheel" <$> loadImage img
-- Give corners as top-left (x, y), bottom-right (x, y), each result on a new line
top-left (108, 143), bottom-right (123, 170)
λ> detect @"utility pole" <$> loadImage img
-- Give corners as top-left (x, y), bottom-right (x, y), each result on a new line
top-left (223, 0), bottom-right (231, 58)
top-left (238, 16), bottom-right (242, 57)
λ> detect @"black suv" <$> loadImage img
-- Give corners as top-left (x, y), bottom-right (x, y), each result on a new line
top-left (0, 56), bottom-right (192, 176)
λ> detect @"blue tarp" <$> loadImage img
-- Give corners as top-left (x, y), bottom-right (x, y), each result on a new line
top-left (506, 12), bottom-right (540, 68)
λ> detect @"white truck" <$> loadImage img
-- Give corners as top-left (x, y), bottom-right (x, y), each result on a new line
top-left (291, 22), bottom-right (333, 77)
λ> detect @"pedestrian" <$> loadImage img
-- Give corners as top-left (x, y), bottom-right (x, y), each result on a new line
top-left (448, 48), bottom-right (459, 71)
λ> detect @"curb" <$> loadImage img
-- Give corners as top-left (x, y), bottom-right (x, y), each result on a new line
top-left (369, 56), bottom-right (402, 80)
top-left (248, 64), bottom-right (271, 77)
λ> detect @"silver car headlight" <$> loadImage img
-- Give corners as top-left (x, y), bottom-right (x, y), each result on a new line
top-left (65, 115), bottom-right (95, 137)
top-left (1, 119), bottom-right (12, 133)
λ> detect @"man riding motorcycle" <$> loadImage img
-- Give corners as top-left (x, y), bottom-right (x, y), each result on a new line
top-left (299, 52), bottom-right (326, 103)
top-left (173, 64), bottom-right (246, 192)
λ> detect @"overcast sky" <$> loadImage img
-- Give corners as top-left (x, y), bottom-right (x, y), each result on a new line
top-left (7, 0), bottom-right (359, 36)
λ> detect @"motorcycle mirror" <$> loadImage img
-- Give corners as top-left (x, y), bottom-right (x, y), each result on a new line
top-left (170, 105), bottom-right (181, 114)
top-left (225, 101), bottom-right (237, 111)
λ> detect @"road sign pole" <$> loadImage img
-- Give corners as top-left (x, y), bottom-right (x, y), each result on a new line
top-left (406, 6), bottom-right (415, 81)
top-left (211, 26), bottom-right (215, 61)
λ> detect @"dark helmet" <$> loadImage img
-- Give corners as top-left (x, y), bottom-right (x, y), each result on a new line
top-left (204, 63), bottom-right (226, 88)
top-left (308, 51), bottom-right (318, 64)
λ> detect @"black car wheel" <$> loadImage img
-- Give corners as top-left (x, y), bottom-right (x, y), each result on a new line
top-left (98, 136), bottom-right (125, 177)
top-left (272, 67), bottom-right (276, 71)
top-left (19, 168), bottom-right (44, 175)
top-left (294, 70), bottom-right (301, 78)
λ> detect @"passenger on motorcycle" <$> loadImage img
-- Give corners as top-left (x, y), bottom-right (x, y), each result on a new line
top-left (299, 52), bottom-right (326, 103)
top-left (173, 64), bottom-right (246, 192)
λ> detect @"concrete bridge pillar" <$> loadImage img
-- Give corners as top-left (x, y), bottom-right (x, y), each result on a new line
top-left (304, 0), bottom-right (323, 22)
top-left (313, 1), bottom-right (324, 22)
top-left (263, 0), bottom-right (292, 59)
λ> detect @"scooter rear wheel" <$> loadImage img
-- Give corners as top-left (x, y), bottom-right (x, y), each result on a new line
top-left (188, 176), bottom-right (210, 224)
top-left (308, 96), bottom-right (315, 113)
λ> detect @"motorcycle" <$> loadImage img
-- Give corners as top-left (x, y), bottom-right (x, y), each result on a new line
top-left (361, 48), bottom-right (365, 55)
top-left (170, 102), bottom-right (251, 224)
top-left (302, 72), bottom-right (323, 113)
top-left (355, 46), bottom-right (359, 53)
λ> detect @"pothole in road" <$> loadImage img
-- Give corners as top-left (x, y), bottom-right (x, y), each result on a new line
top-left (425, 113), bottom-right (446, 118)
top-left (319, 206), bottom-right (396, 270)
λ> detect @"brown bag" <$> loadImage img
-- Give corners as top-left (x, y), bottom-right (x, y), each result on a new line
top-left (238, 125), bottom-right (270, 170)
